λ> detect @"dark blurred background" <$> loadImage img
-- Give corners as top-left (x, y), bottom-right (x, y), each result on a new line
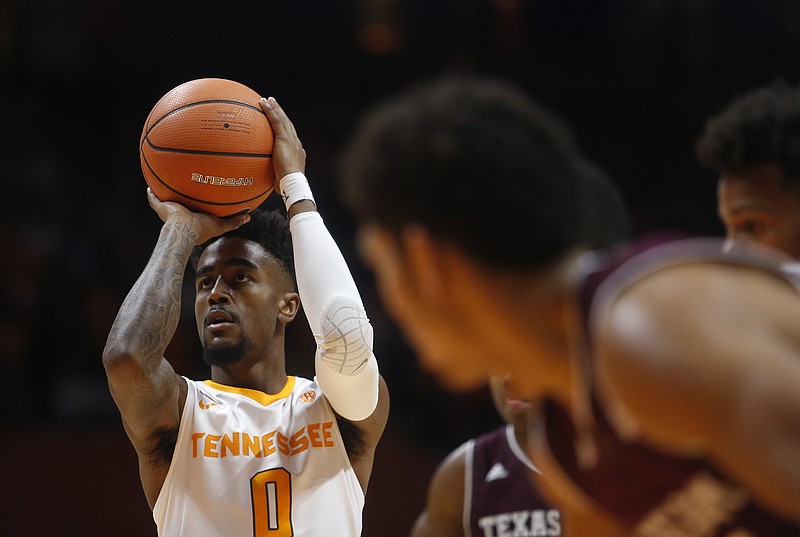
top-left (2, 1), bottom-right (799, 535)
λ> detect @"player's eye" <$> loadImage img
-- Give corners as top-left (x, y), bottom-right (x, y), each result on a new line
top-left (734, 218), bottom-right (766, 238)
top-left (198, 277), bottom-right (214, 289)
top-left (235, 273), bottom-right (250, 283)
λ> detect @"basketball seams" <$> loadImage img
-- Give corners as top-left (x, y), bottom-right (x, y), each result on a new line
top-left (145, 100), bottom-right (267, 137)
top-left (142, 137), bottom-right (273, 159)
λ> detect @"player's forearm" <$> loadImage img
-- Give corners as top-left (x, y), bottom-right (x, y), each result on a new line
top-left (290, 211), bottom-right (365, 330)
top-left (289, 206), bottom-right (379, 421)
top-left (103, 219), bottom-right (197, 372)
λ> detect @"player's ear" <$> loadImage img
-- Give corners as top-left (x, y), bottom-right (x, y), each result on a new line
top-left (400, 224), bottom-right (449, 297)
top-left (278, 292), bottom-right (300, 323)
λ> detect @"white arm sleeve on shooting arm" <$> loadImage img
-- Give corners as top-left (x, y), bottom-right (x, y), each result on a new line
top-left (290, 210), bottom-right (380, 421)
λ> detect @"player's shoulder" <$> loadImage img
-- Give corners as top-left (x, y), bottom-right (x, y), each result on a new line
top-left (604, 258), bottom-right (795, 344)
top-left (424, 439), bottom-right (472, 511)
top-left (591, 235), bottom-right (797, 339)
top-left (432, 439), bottom-right (473, 484)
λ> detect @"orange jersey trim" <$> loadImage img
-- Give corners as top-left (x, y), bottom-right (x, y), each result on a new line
top-left (202, 377), bottom-right (297, 406)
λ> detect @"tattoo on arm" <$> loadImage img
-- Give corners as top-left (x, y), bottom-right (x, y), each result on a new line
top-left (107, 220), bottom-right (198, 376)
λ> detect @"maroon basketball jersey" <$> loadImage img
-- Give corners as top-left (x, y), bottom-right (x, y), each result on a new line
top-left (466, 424), bottom-right (562, 537)
top-left (541, 236), bottom-right (800, 536)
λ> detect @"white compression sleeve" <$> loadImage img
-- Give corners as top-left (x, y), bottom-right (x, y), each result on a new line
top-left (290, 210), bottom-right (380, 421)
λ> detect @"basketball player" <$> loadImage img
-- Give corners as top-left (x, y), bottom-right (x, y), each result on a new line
top-left (696, 80), bottom-right (800, 266)
top-left (411, 377), bottom-right (563, 537)
top-left (103, 96), bottom-right (389, 537)
top-left (411, 170), bottom-right (630, 537)
top-left (339, 75), bottom-right (800, 535)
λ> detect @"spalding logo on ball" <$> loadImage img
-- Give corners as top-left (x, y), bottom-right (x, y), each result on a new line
top-left (140, 78), bottom-right (275, 217)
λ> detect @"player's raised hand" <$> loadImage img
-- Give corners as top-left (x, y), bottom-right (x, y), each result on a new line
top-left (260, 97), bottom-right (306, 181)
top-left (146, 187), bottom-right (250, 244)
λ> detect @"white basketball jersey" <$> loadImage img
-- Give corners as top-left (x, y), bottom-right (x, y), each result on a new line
top-left (153, 376), bottom-right (364, 537)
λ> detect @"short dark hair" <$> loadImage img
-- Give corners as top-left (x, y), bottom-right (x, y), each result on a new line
top-left (190, 208), bottom-right (296, 288)
top-left (696, 79), bottom-right (800, 187)
top-left (340, 74), bottom-right (625, 269)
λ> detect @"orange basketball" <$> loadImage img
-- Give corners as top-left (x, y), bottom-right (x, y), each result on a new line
top-left (140, 78), bottom-right (275, 217)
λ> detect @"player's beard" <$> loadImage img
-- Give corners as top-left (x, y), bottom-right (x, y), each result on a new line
top-left (202, 335), bottom-right (252, 366)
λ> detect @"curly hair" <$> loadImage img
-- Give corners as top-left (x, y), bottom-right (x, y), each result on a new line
top-left (340, 74), bottom-right (623, 269)
top-left (696, 79), bottom-right (800, 186)
top-left (189, 208), bottom-right (296, 289)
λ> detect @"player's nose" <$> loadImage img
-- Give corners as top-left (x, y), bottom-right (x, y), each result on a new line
top-left (208, 276), bottom-right (232, 305)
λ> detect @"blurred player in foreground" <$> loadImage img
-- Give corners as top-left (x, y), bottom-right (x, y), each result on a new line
top-left (411, 170), bottom-right (630, 537)
top-left (340, 75), bottom-right (800, 536)
top-left (103, 96), bottom-right (389, 536)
